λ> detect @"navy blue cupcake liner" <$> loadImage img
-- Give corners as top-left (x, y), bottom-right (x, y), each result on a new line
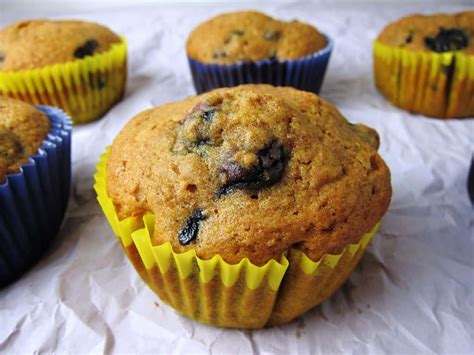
top-left (0, 106), bottom-right (72, 286)
top-left (188, 36), bottom-right (333, 94)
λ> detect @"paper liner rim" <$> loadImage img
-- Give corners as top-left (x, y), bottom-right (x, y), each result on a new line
top-left (0, 37), bottom-right (127, 75)
top-left (373, 40), bottom-right (473, 60)
top-left (188, 35), bottom-right (334, 68)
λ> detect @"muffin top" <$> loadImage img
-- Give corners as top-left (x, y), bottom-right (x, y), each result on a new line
top-left (0, 97), bottom-right (50, 183)
top-left (377, 11), bottom-right (474, 54)
top-left (0, 19), bottom-right (121, 71)
top-left (106, 85), bottom-right (391, 265)
top-left (186, 11), bottom-right (327, 64)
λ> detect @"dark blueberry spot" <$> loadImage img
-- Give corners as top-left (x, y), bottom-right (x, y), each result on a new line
top-left (178, 208), bottom-right (207, 245)
top-left (263, 30), bottom-right (281, 42)
top-left (220, 161), bottom-right (248, 183)
top-left (74, 39), bottom-right (99, 59)
top-left (173, 101), bottom-right (223, 154)
top-left (213, 50), bottom-right (227, 59)
top-left (193, 107), bottom-right (220, 145)
top-left (424, 28), bottom-right (468, 53)
top-left (203, 108), bottom-right (216, 121)
top-left (405, 30), bottom-right (414, 44)
top-left (224, 30), bottom-right (245, 44)
top-left (197, 139), bottom-right (212, 146)
top-left (218, 140), bottom-right (287, 196)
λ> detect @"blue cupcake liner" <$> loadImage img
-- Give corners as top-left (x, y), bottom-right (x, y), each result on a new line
top-left (0, 106), bottom-right (72, 286)
top-left (188, 36), bottom-right (333, 94)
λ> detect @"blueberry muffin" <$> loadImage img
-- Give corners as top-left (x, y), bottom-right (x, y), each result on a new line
top-left (186, 11), bottom-right (333, 94)
top-left (97, 85), bottom-right (391, 327)
top-left (374, 11), bottom-right (474, 118)
top-left (0, 19), bottom-right (127, 124)
top-left (187, 11), bottom-right (327, 64)
top-left (1, 96), bottom-right (72, 286)
top-left (0, 96), bottom-right (50, 182)
top-left (0, 20), bottom-right (121, 70)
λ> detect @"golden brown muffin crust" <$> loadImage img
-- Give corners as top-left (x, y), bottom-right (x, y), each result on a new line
top-left (186, 11), bottom-right (327, 64)
top-left (0, 96), bottom-right (50, 182)
top-left (106, 85), bottom-right (391, 266)
top-left (377, 11), bottom-right (474, 54)
top-left (0, 19), bottom-right (121, 71)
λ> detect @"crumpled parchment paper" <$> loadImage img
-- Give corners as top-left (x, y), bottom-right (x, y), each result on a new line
top-left (1, 1), bottom-right (473, 354)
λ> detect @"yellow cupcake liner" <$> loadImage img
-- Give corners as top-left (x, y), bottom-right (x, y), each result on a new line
top-left (94, 148), bottom-right (379, 328)
top-left (0, 38), bottom-right (127, 124)
top-left (373, 41), bottom-right (474, 118)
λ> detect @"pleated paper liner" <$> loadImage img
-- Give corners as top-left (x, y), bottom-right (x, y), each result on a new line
top-left (0, 106), bottom-right (72, 287)
top-left (268, 227), bottom-right (376, 325)
top-left (373, 40), bottom-right (474, 118)
top-left (94, 148), bottom-right (379, 328)
top-left (0, 38), bottom-right (127, 124)
top-left (188, 36), bottom-right (333, 95)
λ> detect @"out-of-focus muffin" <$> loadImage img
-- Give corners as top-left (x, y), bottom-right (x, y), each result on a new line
top-left (0, 19), bottom-right (127, 124)
top-left (374, 11), bottom-right (474, 118)
top-left (186, 10), bottom-right (327, 64)
top-left (0, 97), bottom-right (72, 286)
top-left (0, 96), bottom-right (50, 182)
top-left (186, 11), bottom-right (333, 94)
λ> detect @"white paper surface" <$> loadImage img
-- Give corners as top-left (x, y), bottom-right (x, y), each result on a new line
top-left (1, 2), bottom-right (473, 354)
